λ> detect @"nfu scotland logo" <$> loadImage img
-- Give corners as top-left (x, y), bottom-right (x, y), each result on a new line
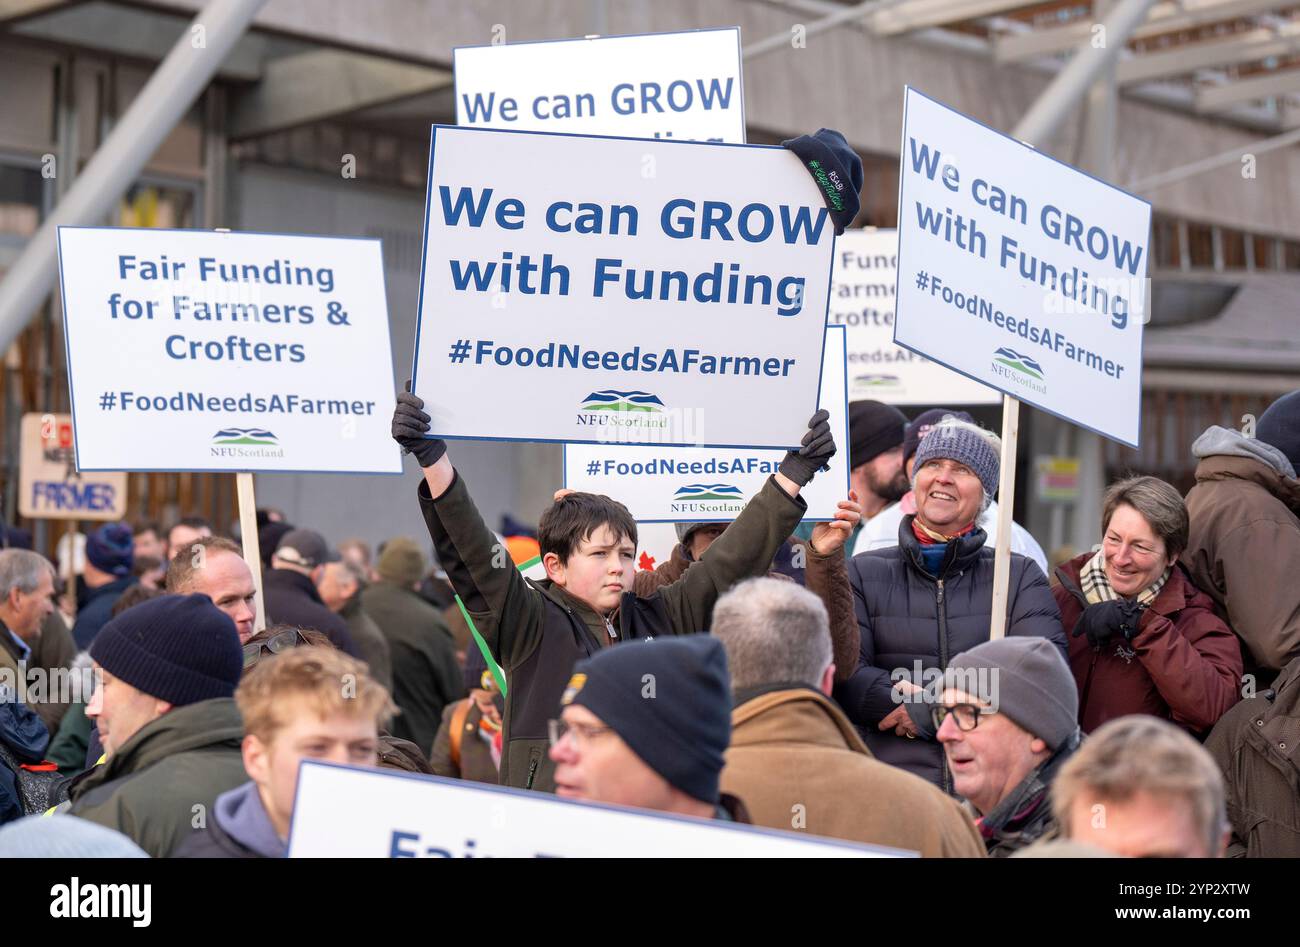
top-left (990, 348), bottom-right (1047, 394)
top-left (576, 390), bottom-right (669, 431)
top-left (579, 390), bottom-right (665, 413)
top-left (211, 427), bottom-right (284, 459)
top-left (670, 483), bottom-right (745, 515)
top-left (854, 373), bottom-right (902, 391)
top-left (213, 427), bottom-right (278, 446)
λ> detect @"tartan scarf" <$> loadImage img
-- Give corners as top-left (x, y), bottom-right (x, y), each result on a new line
top-left (1079, 547), bottom-right (1170, 608)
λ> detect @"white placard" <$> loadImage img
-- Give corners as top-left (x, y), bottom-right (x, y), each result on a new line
top-left (454, 29), bottom-right (745, 144)
top-left (894, 88), bottom-right (1150, 447)
top-left (411, 126), bottom-right (834, 449)
top-left (18, 413), bottom-right (127, 520)
top-left (833, 230), bottom-right (998, 405)
top-left (56, 227), bottom-right (402, 473)
top-left (563, 326), bottom-right (850, 521)
top-left (287, 760), bottom-right (906, 858)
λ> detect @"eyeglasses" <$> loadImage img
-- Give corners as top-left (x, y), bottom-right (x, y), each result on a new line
top-left (931, 703), bottom-right (987, 732)
top-left (547, 718), bottom-right (615, 749)
top-left (242, 628), bottom-right (309, 669)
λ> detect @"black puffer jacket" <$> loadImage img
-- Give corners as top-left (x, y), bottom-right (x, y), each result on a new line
top-left (835, 516), bottom-right (1066, 792)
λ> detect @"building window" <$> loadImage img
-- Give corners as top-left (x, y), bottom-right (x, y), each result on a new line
top-left (1220, 228), bottom-right (1247, 269)
top-left (1286, 240), bottom-right (1300, 271)
top-left (1151, 216), bottom-right (1180, 269)
top-left (1186, 222), bottom-right (1215, 268)
top-left (0, 162), bottom-right (44, 270)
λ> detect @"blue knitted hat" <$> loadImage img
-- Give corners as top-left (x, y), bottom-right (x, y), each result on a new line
top-left (912, 419), bottom-right (1001, 498)
top-left (85, 523), bottom-right (134, 577)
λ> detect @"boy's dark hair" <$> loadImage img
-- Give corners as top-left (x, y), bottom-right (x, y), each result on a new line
top-left (538, 493), bottom-right (637, 564)
top-left (133, 520), bottom-right (163, 539)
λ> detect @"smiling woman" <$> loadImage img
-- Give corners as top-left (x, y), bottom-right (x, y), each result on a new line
top-left (910, 419), bottom-right (1002, 539)
top-left (1052, 476), bottom-right (1243, 735)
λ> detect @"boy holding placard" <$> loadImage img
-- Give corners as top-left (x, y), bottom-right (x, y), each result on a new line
top-left (391, 393), bottom-right (843, 793)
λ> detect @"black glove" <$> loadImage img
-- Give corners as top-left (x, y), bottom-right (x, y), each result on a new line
top-left (1071, 598), bottom-right (1143, 649)
top-left (781, 128), bottom-right (864, 236)
top-left (779, 409), bottom-right (836, 487)
top-left (391, 381), bottom-right (448, 468)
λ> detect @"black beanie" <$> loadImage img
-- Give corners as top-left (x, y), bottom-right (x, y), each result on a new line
top-left (563, 635), bottom-right (730, 804)
top-left (1258, 390), bottom-right (1300, 473)
top-left (90, 593), bottom-right (243, 706)
top-left (848, 400), bottom-right (907, 469)
top-left (781, 128), bottom-right (864, 235)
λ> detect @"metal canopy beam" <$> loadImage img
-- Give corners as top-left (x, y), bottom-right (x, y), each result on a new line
top-left (10, 0), bottom-right (269, 81)
top-left (229, 49), bottom-right (451, 139)
top-left (0, 0), bottom-right (267, 354)
top-left (744, 0), bottom-right (885, 59)
top-left (869, 0), bottom-right (1039, 35)
top-left (995, 0), bottom-right (1289, 63)
top-left (1197, 63), bottom-right (1300, 109)
top-left (1117, 24), bottom-right (1300, 84)
top-left (1013, 0), bottom-right (1161, 144)
top-left (1129, 121), bottom-right (1300, 189)
top-left (0, 0), bottom-right (79, 24)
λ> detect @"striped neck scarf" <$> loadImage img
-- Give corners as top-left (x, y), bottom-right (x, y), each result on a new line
top-left (1080, 547), bottom-right (1170, 608)
top-left (911, 518), bottom-right (977, 545)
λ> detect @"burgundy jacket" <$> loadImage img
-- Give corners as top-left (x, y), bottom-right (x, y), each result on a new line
top-left (1053, 554), bottom-right (1243, 735)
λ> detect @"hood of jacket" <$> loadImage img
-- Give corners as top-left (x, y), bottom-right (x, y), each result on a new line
top-left (70, 697), bottom-right (243, 800)
top-left (1192, 427), bottom-right (1300, 512)
top-left (1193, 425), bottom-right (1295, 478)
top-left (213, 780), bottom-right (287, 858)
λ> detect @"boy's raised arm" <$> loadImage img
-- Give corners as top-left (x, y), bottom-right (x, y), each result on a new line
top-left (393, 387), bottom-right (544, 669)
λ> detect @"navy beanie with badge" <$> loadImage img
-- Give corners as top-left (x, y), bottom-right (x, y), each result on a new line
top-left (85, 523), bottom-right (134, 577)
top-left (782, 128), bottom-right (864, 235)
top-left (90, 593), bottom-right (243, 706)
top-left (563, 634), bottom-right (731, 804)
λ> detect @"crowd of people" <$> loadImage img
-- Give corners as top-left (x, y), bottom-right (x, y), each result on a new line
top-left (0, 385), bottom-right (1297, 858)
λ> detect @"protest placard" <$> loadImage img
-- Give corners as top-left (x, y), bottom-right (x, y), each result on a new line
top-left (18, 413), bottom-right (126, 521)
top-left (56, 227), bottom-right (402, 473)
top-left (563, 326), bottom-right (849, 521)
top-left (454, 28), bottom-right (744, 144)
top-left (288, 760), bottom-right (907, 858)
top-left (833, 229), bottom-right (997, 405)
top-left (894, 87), bottom-right (1150, 448)
top-left (411, 126), bottom-right (835, 449)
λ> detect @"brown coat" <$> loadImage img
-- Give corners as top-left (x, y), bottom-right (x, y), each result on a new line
top-left (1054, 557), bottom-right (1243, 734)
top-left (1205, 654), bottom-right (1300, 857)
top-left (633, 538), bottom-right (860, 682)
top-left (1184, 446), bottom-right (1300, 674)
top-left (429, 698), bottom-right (500, 785)
top-left (720, 688), bottom-right (986, 857)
